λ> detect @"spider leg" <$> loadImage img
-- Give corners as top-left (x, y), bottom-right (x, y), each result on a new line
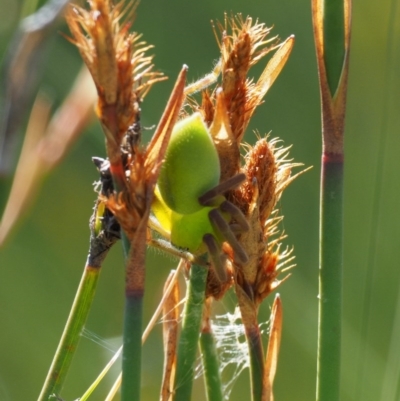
top-left (199, 173), bottom-right (246, 206)
top-left (219, 200), bottom-right (250, 232)
top-left (209, 209), bottom-right (249, 264)
top-left (184, 59), bottom-right (222, 96)
top-left (229, 223), bottom-right (246, 233)
top-left (203, 233), bottom-right (227, 282)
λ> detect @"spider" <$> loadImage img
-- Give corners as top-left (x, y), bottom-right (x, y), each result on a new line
top-left (151, 112), bottom-right (249, 282)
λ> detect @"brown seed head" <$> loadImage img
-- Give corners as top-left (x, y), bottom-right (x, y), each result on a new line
top-left (66, 0), bottom-right (165, 150)
top-left (213, 14), bottom-right (279, 142)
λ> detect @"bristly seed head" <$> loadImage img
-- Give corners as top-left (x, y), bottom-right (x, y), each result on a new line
top-left (182, 14), bottom-right (302, 304)
top-left (66, 0), bottom-right (165, 154)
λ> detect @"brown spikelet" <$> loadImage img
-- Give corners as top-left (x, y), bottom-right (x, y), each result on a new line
top-left (225, 134), bottom-right (306, 307)
top-left (213, 14), bottom-right (279, 142)
top-left (66, 0), bottom-right (165, 183)
top-left (240, 137), bottom-right (278, 224)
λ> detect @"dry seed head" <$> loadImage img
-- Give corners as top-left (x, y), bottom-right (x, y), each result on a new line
top-left (225, 135), bottom-right (306, 306)
top-left (212, 14), bottom-right (279, 142)
top-left (66, 1), bottom-right (118, 104)
top-left (66, 0), bottom-right (164, 148)
top-left (101, 149), bottom-right (147, 240)
top-left (239, 137), bottom-right (278, 224)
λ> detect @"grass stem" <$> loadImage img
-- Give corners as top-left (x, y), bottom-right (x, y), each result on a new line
top-left (317, 158), bottom-right (343, 401)
top-left (173, 260), bottom-right (208, 401)
top-left (199, 299), bottom-right (223, 401)
top-left (247, 325), bottom-right (264, 401)
top-left (121, 294), bottom-right (143, 401)
top-left (312, 1), bottom-right (351, 400)
top-left (37, 264), bottom-right (101, 401)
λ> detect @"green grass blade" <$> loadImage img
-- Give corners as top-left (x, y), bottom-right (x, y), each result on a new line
top-left (173, 260), bottom-right (208, 401)
top-left (37, 264), bottom-right (101, 401)
top-left (199, 327), bottom-right (223, 401)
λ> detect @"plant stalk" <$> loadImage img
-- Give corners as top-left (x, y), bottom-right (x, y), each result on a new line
top-left (199, 298), bottom-right (223, 401)
top-left (312, 1), bottom-right (351, 400)
top-left (317, 156), bottom-right (343, 401)
top-left (199, 331), bottom-right (224, 401)
top-left (37, 196), bottom-right (118, 401)
top-left (173, 259), bottom-right (208, 401)
top-left (120, 219), bottom-right (147, 401)
top-left (37, 264), bottom-right (101, 401)
top-left (121, 293), bottom-right (143, 401)
top-left (247, 325), bottom-right (265, 401)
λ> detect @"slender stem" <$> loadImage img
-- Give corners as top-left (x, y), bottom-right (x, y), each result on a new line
top-left (317, 155), bottom-right (343, 401)
top-left (120, 219), bottom-right (147, 401)
top-left (312, 1), bottom-right (350, 399)
top-left (199, 298), bottom-right (223, 401)
top-left (173, 260), bottom-right (208, 401)
top-left (37, 264), bottom-right (101, 401)
top-left (37, 194), bottom-right (118, 401)
top-left (246, 325), bottom-right (265, 401)
top-left (199, 331), bottom-right (223, 401)
top-left (121, 294), bottom-right (143, 401)
top-left (323, 0), bottom-right (345, 96)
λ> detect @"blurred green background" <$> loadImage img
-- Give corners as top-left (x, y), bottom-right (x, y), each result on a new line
top-left (1, 0), bottom-right (400, 400)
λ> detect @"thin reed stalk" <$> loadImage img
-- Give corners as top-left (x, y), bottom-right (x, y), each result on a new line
top-left (312, 1), bottom-right (351, 400)
top-left (199, 299), bottom-right (223, 401)
top-left (173, 260), bottom-right (208, 401)
top-left (37, 206), bottom-right (118, 401)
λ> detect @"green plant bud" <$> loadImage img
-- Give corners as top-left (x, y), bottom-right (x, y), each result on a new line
top-left (158, 113), bottom-right (221, 215)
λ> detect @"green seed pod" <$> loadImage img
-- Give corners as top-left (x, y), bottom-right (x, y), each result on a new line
top-left (158, 113), bottom-right (221, 215)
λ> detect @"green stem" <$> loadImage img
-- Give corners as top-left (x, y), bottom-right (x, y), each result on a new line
top-left (37, 198), bottom-right (118, 401)
top-left (121, 294), bottom-right (143, 401)
top-left (37, 264), bottom-right (101, 401)
top-left (323, 0), bottom-right (345, 95)
top-left (174, 260), bottom-right (208, 401)
top-left (199, 330), bottom-right (223, 401)
top-left (120, 220), bottom-right (147, 401)
top-left (246, 325), bottom-right (264, 401)
top-left (317, 156), bottom-right (343, 401)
